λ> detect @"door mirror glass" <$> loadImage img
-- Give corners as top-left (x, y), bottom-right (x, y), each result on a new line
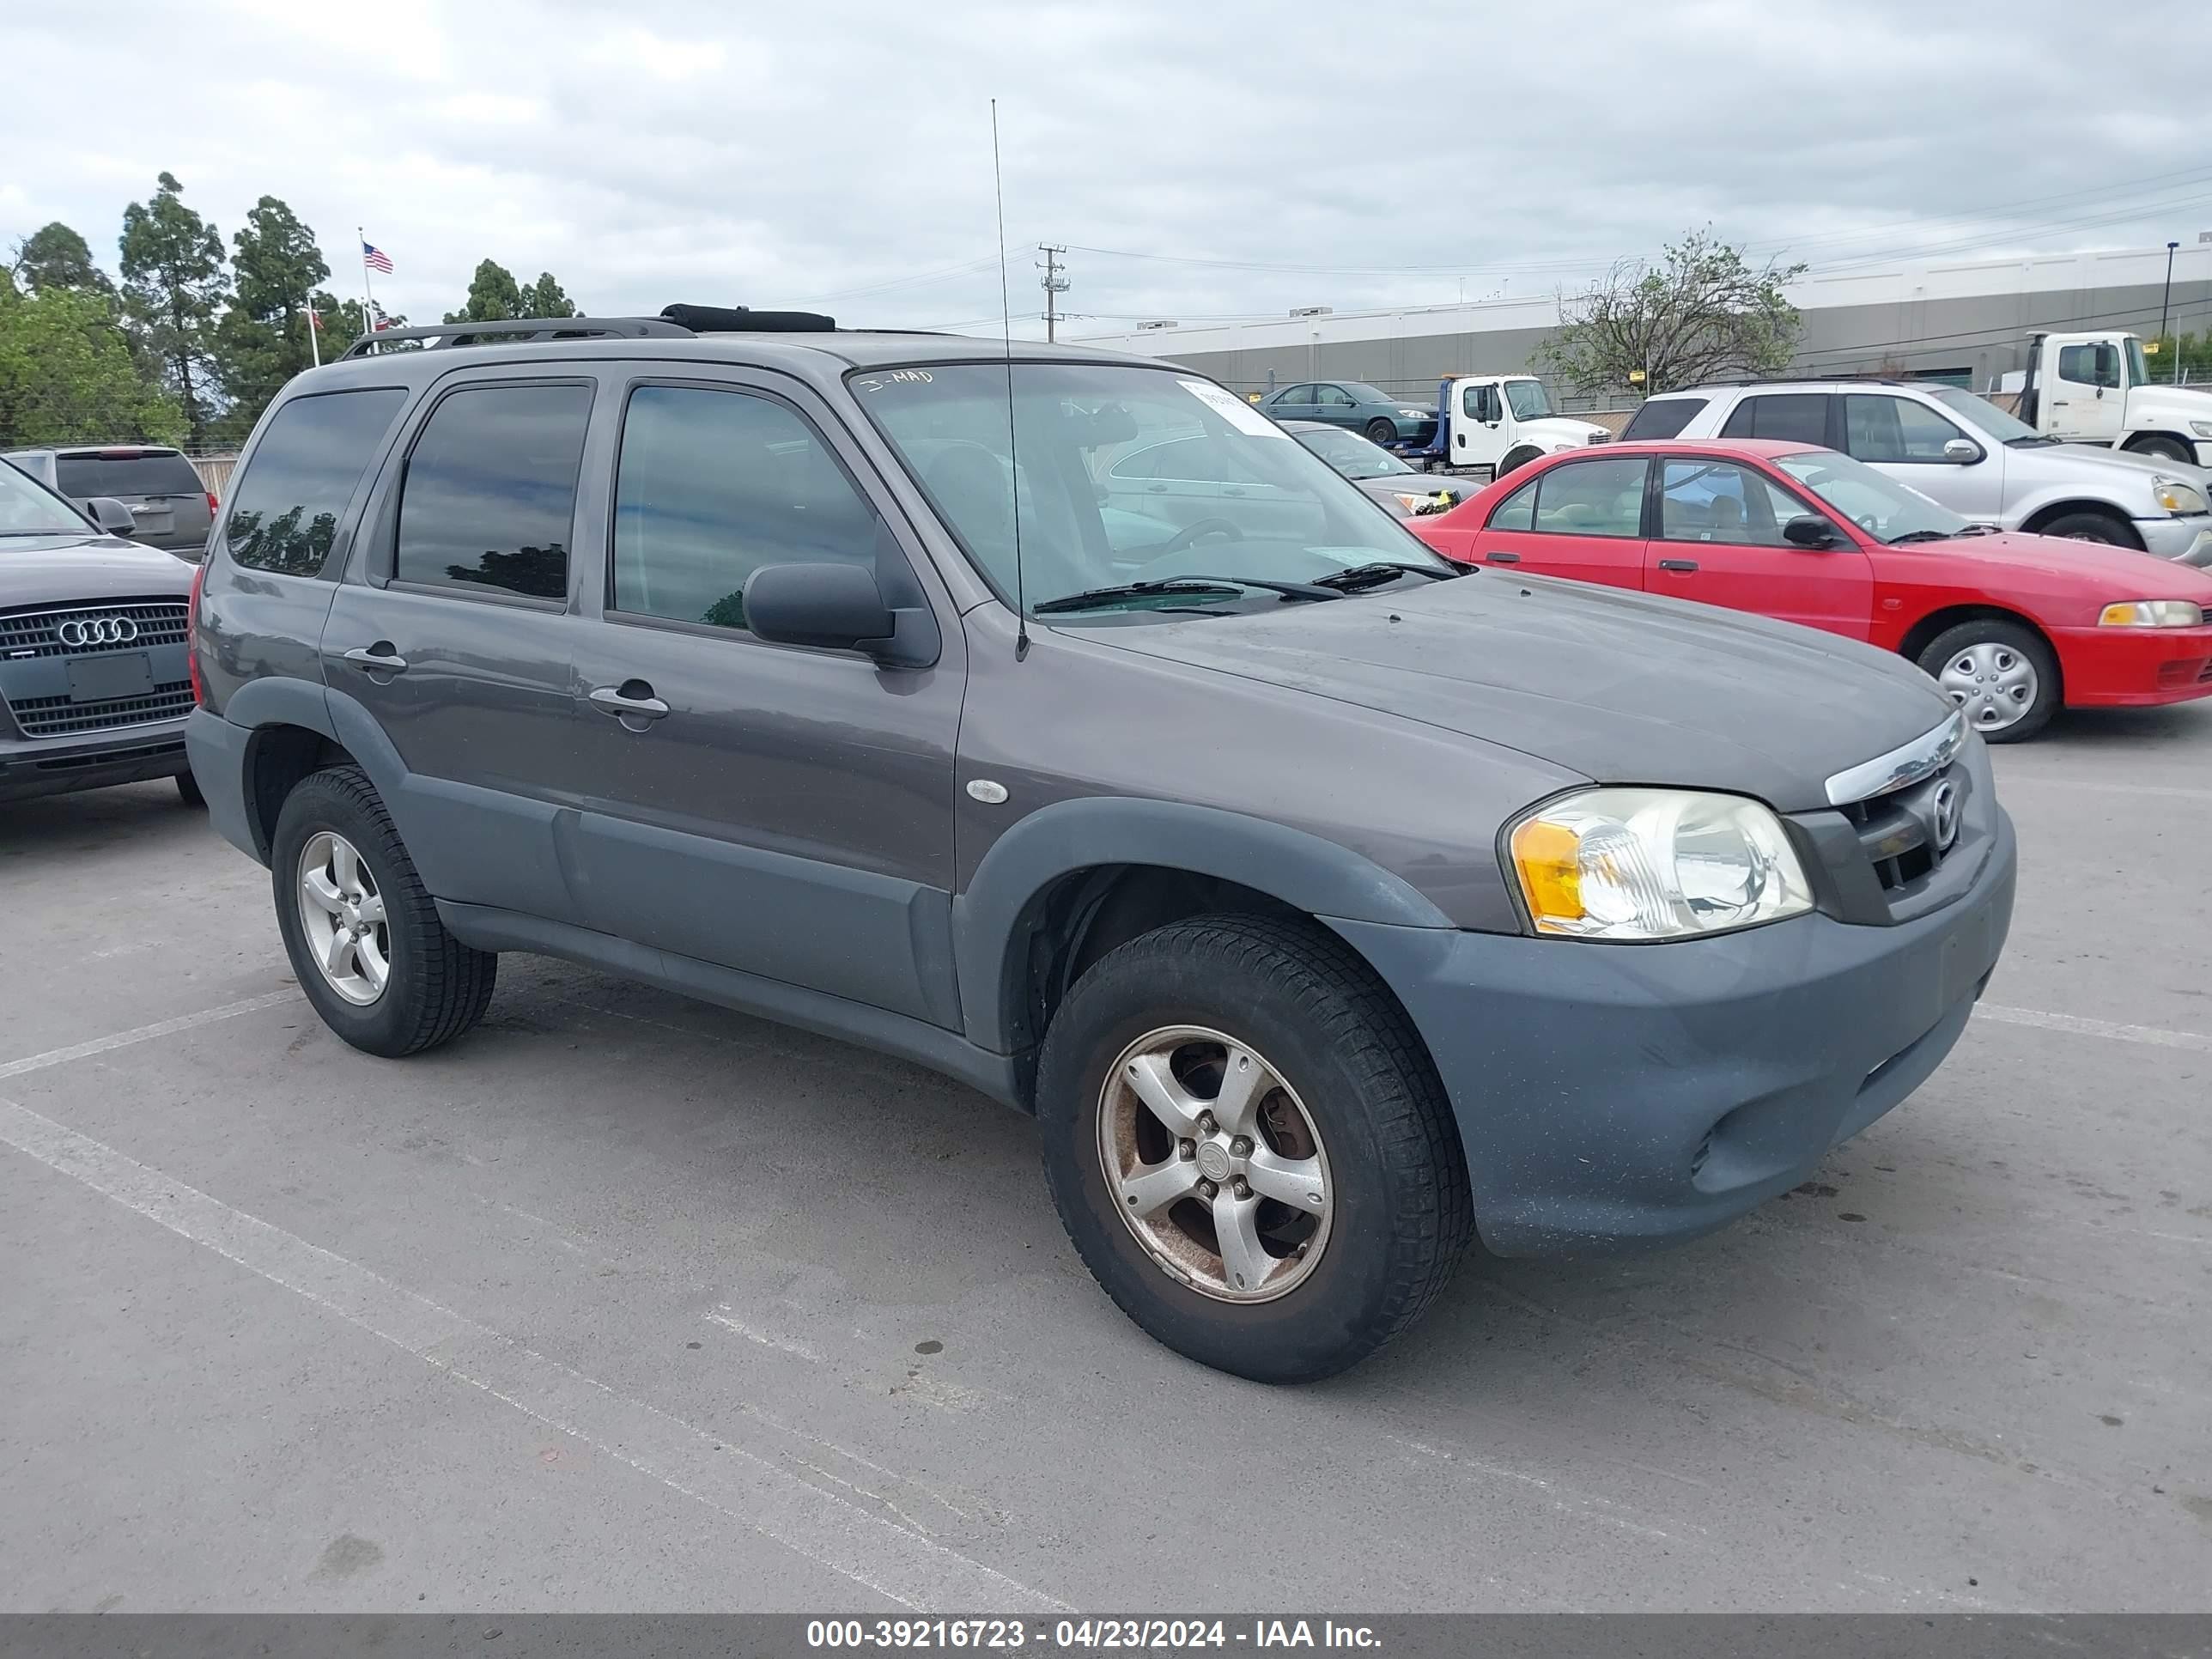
top-left (86, 497), bottom-right (137, 535)
top-left (743, 562), bottom-right (898, 657)
top-left (1784, 514), bottom-right (1838, 549)
top-left (1942, 437), bottom-right (1981, 465)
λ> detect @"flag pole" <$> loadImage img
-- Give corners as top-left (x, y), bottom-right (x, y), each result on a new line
top-left (358, 226), bottom-right (379, 344)
top-left (307, 300), bottom-right (322, 368)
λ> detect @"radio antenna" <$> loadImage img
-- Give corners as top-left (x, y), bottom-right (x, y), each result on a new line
top-left (991, 98), bottom-right (1030, 661)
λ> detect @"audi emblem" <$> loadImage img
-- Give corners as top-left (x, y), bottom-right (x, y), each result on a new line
top-left (58, 617), bottom-right (139, 647)
top-left (1930, 780), bottom-right (1961, 853)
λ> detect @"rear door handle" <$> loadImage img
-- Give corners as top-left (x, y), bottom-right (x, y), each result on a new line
top-left (1481, 550), bottom-right (1521, 563)
top-left (1657, 558), bottom-right (1699, 573)
top-left (589, 684), bottom-right (670, 720)
top-left (343, 644), bottom-right (409, 672)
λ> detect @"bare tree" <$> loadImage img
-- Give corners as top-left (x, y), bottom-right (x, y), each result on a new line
top-left (1538, 228), bottom-right (1806, 396)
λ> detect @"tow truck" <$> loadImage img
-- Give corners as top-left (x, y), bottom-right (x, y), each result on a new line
top-left (2012, 331), bottom-right (2212, 468)
top-left (1395, 374), bottom-right (1611, 480)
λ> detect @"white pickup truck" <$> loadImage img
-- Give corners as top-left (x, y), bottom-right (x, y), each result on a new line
top-left (1400, 374), bottom-right (1611, 481)
top-left (2012, 331), bottom-right (2212, 468)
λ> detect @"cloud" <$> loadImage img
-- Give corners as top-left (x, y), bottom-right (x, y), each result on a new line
top-left (7, 0), bottom-right (2205, 337)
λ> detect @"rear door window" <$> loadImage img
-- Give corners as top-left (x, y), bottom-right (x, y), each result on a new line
top-left (393, 383), bottom-right (592, 601)
top-left (1486, 475), bottom-right (1539, 532)
top-left (55, 450), bottom-right (205, 498)
top-left (1620, 398), bottom-right (1705, 441)
top-left (224, 389), bottom-right (408, 576)
top-left (1718, 394), bottom-right (1829, 445)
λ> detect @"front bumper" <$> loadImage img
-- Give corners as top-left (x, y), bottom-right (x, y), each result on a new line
top-left (0, 718), bottom-right (191, 802)
top-left (2052, 623), bottom-right (2212, 707)
top-left (2136, 515), bottom-right (2212, 567)
top-left (1333, 806), bottom-right (2016, 1257)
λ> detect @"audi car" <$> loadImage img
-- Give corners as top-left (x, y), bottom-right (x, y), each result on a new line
top-left (1, 455), bottom-right (202, 805)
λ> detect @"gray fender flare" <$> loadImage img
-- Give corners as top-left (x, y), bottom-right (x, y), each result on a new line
top-left (952, 796), bottom-right (1454, 1054)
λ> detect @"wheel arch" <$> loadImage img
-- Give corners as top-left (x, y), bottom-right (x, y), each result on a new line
top-left (2019, 498), bottom-right (2144, 547)
top-left (1497, 445), bottom-right (1545, 479)
top-left (1900, 605), bottom-right (2065, 703)
top-left (953, 798), bottom-right (1455, 1065)
top-left (2121, 429), bottom-right (2197, 462)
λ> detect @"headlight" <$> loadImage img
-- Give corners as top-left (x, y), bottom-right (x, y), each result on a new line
top-left (1390, 489), bottom-right (1456, 515)
top-left (2151, 477), bottom-right (2207, 514)
top-left (2190, 421), bottom-right (2212, 439)
top-left (2099, 599), bottom-right (2204, 627)
top-left (1508, 788), bottom-right (1814, 941)
top-left (1396, 409), bottom-right (1427, 420)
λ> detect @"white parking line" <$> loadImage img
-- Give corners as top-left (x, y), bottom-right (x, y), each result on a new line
top-left (0, 1094), bottom-right (1067, 1616)
top-left (1995, 775), bottom-right (2212, 802)
top-left (0, 989), bottom-right (298, 1082)
top-left (1976, 1004), bottom-right (2212, 1053)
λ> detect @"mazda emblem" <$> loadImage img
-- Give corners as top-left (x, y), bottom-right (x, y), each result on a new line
top-left (58, 616), bottom-right (139, 648)
top-left (1930, 780), bottom-right (1960, 853)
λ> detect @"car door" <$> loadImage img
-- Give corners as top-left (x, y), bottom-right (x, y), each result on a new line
top-left (1838, 392), bottom-right (2007, 525)
top-left (1644, 456), bottom-right (1873, 639)
top-left (1457, 454), bottom-right (1650, 589)
top-left (321, 370), bottom-right (601, 924)
top-left (557, 369), bottom-right (965, 1028)
top-left (1311, 384), bottom-right (1360, 429)
top-left (1450, 381), bottom-right (1508, 472)
top-left (2050, 342), bottom-right (2125, 444)
top-left (1266, 384), bottom-right (1317, 422)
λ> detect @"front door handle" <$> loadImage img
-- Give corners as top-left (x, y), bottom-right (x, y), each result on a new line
top-left (1482, 550), bottom-right (1521, 563)
top-left (1657, 558), bottom-right (1699, 573)
top-left (1146, 483), bottom-right (1169, 494)
top-left (343, 644), bottom-right (408, 672)
top-left (589, 684), bottom-right (670, 720)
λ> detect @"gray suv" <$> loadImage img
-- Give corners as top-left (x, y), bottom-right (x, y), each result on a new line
top-left (186, 308), bottom-right (2017, 1382)
top-left (4, 445), bottom-right (217, 559)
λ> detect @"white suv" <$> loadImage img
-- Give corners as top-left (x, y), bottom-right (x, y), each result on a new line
top-left (1621, 380), bottom-right (2212, 566)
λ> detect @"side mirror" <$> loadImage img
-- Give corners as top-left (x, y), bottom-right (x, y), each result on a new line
top-left (1942, 437), bottom-right (1982, 465)
top-left (87, 497), bottom-right (137, 536)
top-left (1784, 515), bottom-right (1840, 549)
top-left (741, 562), bottom-right (938, 669)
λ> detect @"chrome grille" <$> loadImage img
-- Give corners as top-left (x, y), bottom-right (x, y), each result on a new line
top-left (9, 681), bottom-right (195, 738)
top-left (0, 600), bottom-right (190, 659)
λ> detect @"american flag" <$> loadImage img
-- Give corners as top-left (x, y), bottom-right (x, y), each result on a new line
top-left (362, 240), bottom-right (395, 274)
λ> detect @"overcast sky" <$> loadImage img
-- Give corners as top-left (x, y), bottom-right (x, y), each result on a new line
top-left (9, 0), bottom-right (2209, 339)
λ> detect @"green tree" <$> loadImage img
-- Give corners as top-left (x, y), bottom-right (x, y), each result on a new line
top-left (308, 292), bottom-right (408, 356)
top-left (444, 258), bottom-right (526, 324)
top-left (213, 197), bottom-right (331, 437)
top-left (118, 172), bottom-right (228, 445)
top-left (11, 222), bottom-right (114, 297)
top-left (1537, 228), bottom-right (1806, 396)
top-left (0, 281), bottom-right (185, 447)
top-left (523, 271), bottom-right (577, 318)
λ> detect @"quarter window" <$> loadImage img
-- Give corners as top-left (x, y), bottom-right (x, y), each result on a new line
top-left (611, 385), bottom-right (884, 632)
top-left (1528, 456), bottom-right (1648, 538)
top-left (1718, 393), bottom-right (1828, 446)
top-left (1843, 395), bottom-right (1968, 464)
top-left (224, 390), bottom-right (407, 576)
top-left (394, 383), bottom-right (592, 600)
top-left (1620, 398), bottom-right (1707, 441)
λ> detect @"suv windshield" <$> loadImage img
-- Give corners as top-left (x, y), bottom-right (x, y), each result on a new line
top-left (1294, 426), bottom-right (1414, 479)
top-left (1923, 386), bottom-right (2039, 443)
top-left (854, 363), bottom-right (1449, 615)
top-left (1504, 380), bottom-right (1554, 421)
top-left (0, 459), bottom-right (91, 538)
top-left (1775, 450), bottom-right (1970, 544)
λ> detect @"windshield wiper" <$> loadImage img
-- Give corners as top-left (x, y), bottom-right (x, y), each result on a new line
top-left (1315, 561), bottom-right (1461, 592)
top-left (1887, 529), bottom-right (1958, 544)
top-left (0, 529), bottom-right (82, 538)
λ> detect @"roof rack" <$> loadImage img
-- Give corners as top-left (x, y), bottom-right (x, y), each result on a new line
top-left (1702, 372), bottom-right (1910, 387)
top-left (342, 317), bottom-right (691, 358)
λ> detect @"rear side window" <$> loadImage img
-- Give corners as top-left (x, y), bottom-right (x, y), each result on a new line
top-left (1620, 398), bottom-right (1705, 441)
top-left (611, 385), bottom-right (884, 632)
top-left (56, 449), bottom-right (205, 497)
top-left (394, 383), bottom-right (592, 600)
top-left (224, 391), bottom-right (407, 576)
top-left (1718, 394), bottom-right (1828, 445)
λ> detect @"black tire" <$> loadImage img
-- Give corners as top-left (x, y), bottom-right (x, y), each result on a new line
top-left (175, 770), bottom-right (204, 808)
top-left (1915, 618), bottom-right (2062, 744)
top-left (1363, 418), bottom-right (1398, 446)
top-left (1036, 914), bottom-right (1473, 1382)
top-left (2036, 510), bottom-right (2137, 547)
top-left (271, 765), bottom-right (496, 1057)
top-left (2126, 434), bottom-right (2194, 465)
top-left (1494, 447), bottom-right (1541, 482)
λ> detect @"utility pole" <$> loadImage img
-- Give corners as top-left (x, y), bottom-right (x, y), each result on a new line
top-left (2160, 240), bottom-right (2181, 385)
top-left (1037, 244), bottom-right (1068, 343)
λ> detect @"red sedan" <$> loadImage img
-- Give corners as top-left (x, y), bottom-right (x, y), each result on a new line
top-left (1409, 438), bottom-right (2212, 740)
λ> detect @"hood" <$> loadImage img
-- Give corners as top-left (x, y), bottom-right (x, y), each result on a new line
top-left (1522, 416), bottom-right (1610, 449)
top-left (0, 532), bottom-right (197, 606)
top-left (1908, 530), bottom-right (2212, 598)
top-left (2011, 438), bottom-right (2211, 495)
top-left (1077, 570), bottom-right (1956, 813)
top-left (2127, 383), bottom-right (2212, 434)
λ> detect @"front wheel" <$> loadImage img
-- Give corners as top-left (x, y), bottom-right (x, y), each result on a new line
top-left (1363, 418), bottom-right (1398, 446)
top-left (1493, 447), bottom-right (1542, 482)
top-left (1917, 618), bottom-right (2061, 743)
top-left (2127, 435), bottom-right (2195, 465)
top-left (2037, 510), bottom-right (2136, 547)
top-left (271, 765), bottom-right (497, 1056)
top-left (1036, 915), bottom-right (1472, 1382)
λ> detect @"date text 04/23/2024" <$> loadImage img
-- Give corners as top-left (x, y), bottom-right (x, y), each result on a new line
top-left (805, 1620), bottom-right (1382, 1650)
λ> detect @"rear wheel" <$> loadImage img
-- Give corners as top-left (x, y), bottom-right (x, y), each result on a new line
top-left (2036, 509), bottom-right (2137, 547)
top-left (1363, 418), bottom-right (1398, 446)
top-left (175, 770), bottom-right (204, 808)
top-left (271, 765), bottom-right (496, 1056)
top-left (1917, 618), bottom-right (2061, 743)
top-left (1036, 915), bottom-right (1472, 1382)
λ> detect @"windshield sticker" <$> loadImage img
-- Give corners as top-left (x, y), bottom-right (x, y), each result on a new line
top-left (853, 370), bottom-right (934, 393)
top-left (1179, 379), bottom-right (1288, 438)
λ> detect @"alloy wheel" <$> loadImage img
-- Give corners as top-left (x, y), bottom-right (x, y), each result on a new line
top-left (297, 830), bottom-right (390, 1006)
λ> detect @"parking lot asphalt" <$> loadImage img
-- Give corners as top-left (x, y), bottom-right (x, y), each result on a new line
top-left (3, 701), bottom-right (2209, 1614)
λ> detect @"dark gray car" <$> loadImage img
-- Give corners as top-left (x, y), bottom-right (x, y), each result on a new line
top-left (0, 457), bottom-right (201, 804)
top-left (1285, 420), bottom-right (1471, 517)
top-left (185, 310), bottom-right (2016, 1382)
top-left (4, 445), bottom-right (216, 558)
